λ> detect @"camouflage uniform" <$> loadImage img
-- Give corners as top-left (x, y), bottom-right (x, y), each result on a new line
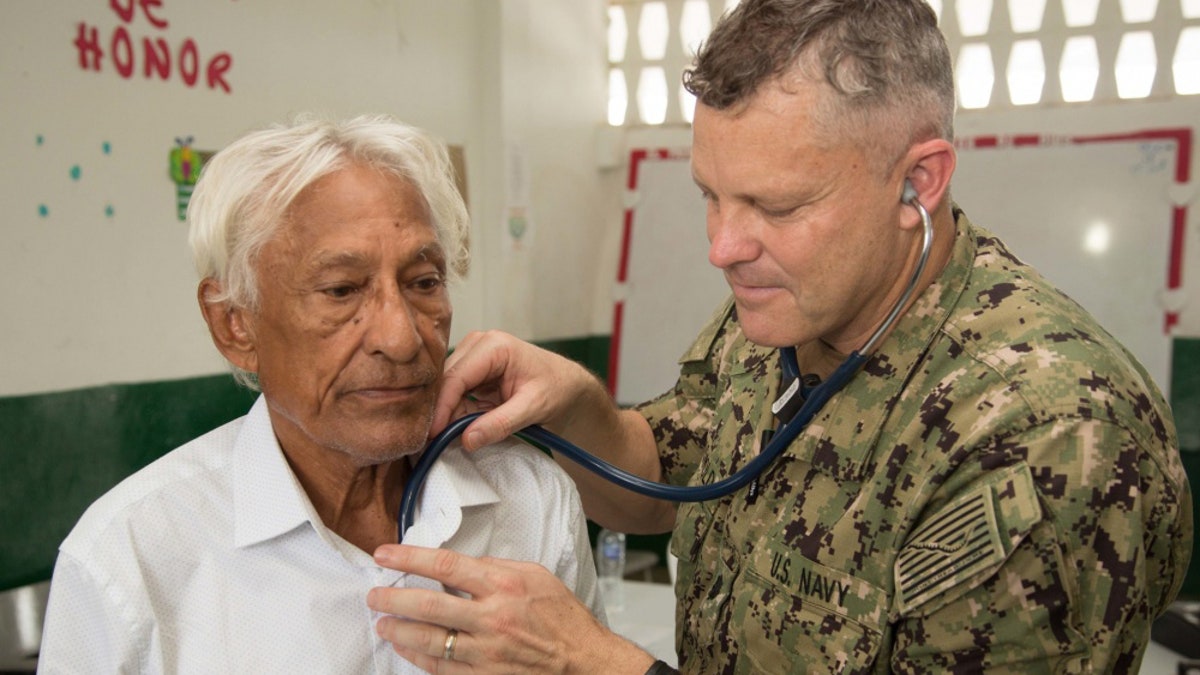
top-left (637, 208), bottom-right (1192, 674)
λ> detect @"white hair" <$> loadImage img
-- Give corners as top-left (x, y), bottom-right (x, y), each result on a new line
top-left (187, 113), bottom-right (469, 387)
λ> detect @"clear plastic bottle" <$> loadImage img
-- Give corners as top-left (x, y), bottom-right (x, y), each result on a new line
top-left (595, 528), bottom-right (626, 612)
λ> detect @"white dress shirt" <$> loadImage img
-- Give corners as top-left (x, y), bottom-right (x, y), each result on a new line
top-left (38, 396), bottom-right (604, 674)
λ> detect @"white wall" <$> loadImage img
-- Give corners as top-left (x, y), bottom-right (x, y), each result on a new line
top-left (600, 100), bottom-right (1200, 344)
top-left (488, 0), bottom-right (611, 340)
top-left (0, 0), bottom-right (610, 397)
top-left (5, 0), bottom-right (1194, 401)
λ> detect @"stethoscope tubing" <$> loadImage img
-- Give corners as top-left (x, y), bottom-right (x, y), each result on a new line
top-left (399, 352), bottom-right (866, 539)
top-left (399, 191), bottom-right (933, 541)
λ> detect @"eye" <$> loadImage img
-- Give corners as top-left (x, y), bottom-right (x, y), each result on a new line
top-left (410, 273), bottom-right (446, 293)
top-left (758, 203), bottom-right (800, 220)
top-left (321, 284), bottom-right (359, 299)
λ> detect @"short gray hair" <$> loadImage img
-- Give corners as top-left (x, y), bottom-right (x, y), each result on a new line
top-left (187, 113), bottom-right (469, 387)
top-left (684, 0), bottom-right (955, 164)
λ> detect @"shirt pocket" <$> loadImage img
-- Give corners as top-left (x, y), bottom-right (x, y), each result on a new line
top-left (739, 544), bottom-right (889, 674)
top-left (670, 500), bottom-right (718, 598)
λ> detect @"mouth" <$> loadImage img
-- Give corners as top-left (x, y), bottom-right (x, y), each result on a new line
top-left (726, 276), bottom-right (784, 307)
top-left (344, 380), bottom-right (434, 405)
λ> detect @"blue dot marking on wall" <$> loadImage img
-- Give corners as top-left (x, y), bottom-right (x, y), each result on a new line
top-left (38, 204), bottom-right (49, 218)
top-left (70, 165), bottom-right (82, 181)
top-left (102, 141), bottom-right (111, 155)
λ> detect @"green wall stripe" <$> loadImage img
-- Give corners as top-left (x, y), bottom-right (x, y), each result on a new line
top-left (0, 375), bottom-right (258, 590)
top-left (6, 335), bottom-right (1197, 592)
top-left (0, 336), bottom-right (612, 591)
top-left (1170, 337), bottom-right (1200, 597)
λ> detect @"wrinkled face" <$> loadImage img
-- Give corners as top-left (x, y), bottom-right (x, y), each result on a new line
top-left (692, 78), bottom-right (912, 351)
top-left (243, 163), bottom-right (452, 466)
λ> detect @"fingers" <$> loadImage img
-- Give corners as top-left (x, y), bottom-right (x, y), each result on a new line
top-left (370, 545), bottom-right (645, 674)
top-left (375, 617), bottom-right (474, 673)
top-left (390, 644), bottom-right (469, 675)
top-left (373, 545), bottom-right (507, 602)
top-left (368, 585), bottom-right (478, 633)
top-left (431, 330), bottom-right (563, 450)
top-left (431, 330), bottom-right (512, 439)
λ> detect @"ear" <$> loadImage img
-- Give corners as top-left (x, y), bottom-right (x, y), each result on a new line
top-left (198, 278), bottom-right (259, 376)
top-left (897, 138), bottom-right (956, 230)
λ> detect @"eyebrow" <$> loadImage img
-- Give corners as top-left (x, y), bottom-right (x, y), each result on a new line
top-left (305, 243), bottom-right (447, 275)
top-left (414, 243), bottom-right (447, 267)
top-left (303, 250), bottom-right (371, 279)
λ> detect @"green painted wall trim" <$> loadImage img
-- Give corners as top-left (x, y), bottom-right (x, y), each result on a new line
top-left (1172, 337), bottom-right (1200, 453)
top-left (534, 335), bottom-right (612, 381)
top-left (0, 336), bottom-right (612, 592)
top-left (1171, 337), bottom-right (1200, 598)
top-left (0, 375), bottom-right (258, 591)
top-left (5, 334), bottom-right (1195, 591)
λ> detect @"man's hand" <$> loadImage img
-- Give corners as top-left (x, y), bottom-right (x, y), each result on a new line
top-left (367, 544), bottom-right (655, 674)
top-left (432, 330), bottom-right (608, 450)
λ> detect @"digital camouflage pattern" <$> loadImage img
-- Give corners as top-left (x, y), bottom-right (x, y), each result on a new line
top-left (636, 208), bottom-right (1192, 674)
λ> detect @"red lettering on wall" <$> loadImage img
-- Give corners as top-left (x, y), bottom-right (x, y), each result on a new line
top-left (139, 0), bottom-right (169, 29)
top-left (74, 23), bottom-right (104, 71)
top-left (206, 53), bottom-right (233, 93)
top-left (179, 38), bottom-right (198, 87)
top-left (72, 0), bottom-right (234, 94)
top-left (109, 0), bottom-right (169, 29)
top-left (109, 0), bottom-right (135, 23)
top-left (111, 26), bottom-right (134, 78)
top-left (143, 37), bottom-right (170, 80)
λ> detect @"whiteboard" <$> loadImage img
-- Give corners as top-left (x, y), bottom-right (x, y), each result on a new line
top-left (610, 150), bottom-right (728, 405)
top-left (952, 131), bottom-right (1187, 395)
top-left (608, 131), bottom-right (1189, 403)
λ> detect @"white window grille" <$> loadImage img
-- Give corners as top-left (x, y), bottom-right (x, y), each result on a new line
top-left (607, 0), bottom-right (1200, 125)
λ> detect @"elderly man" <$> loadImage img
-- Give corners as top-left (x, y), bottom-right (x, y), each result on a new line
top-left (365, 1), bottom-right (1192, 673)
top-left (37, 114), bottom-right (603, 674)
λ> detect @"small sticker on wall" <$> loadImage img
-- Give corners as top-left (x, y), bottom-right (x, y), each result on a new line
top-left (169, 136), bottom-right (214, 221)
top-left (34, 134), bottom-right (117, 220)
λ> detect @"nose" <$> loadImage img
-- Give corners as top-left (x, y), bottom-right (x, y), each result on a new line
top-left (361, 287), bottom-right (424, 364)
top-left (707, 204), bottom-right (759, 270)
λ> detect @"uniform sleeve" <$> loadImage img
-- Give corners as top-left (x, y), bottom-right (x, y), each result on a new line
top-left (890, 416), bottom-right (1192, 673)
top-left (38, 550), bottom-right (140, 674)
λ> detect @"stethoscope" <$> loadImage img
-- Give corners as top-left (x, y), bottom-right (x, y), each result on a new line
top-left (399, 181), bottom-right (933, 541)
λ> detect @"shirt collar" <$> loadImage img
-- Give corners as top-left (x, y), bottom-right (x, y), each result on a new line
top-left (400, 443), bottom-right (501, 548)
top-left (232, 396), bottom-right (502, 550)
top-left (232, 396), bottom-right (312, 548)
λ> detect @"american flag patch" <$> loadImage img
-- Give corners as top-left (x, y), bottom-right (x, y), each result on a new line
top-left (895, 485), bottom-right (1005, 614)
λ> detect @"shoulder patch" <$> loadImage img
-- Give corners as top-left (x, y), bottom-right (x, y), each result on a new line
top-left (894, 463), bottom-right (1041, 617)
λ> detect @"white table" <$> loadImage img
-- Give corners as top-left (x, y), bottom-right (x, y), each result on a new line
top-left (604, 580), bottom-right (678, 667)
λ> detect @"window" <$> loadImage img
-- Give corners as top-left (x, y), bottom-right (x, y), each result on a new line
top-left (607, 0), bottom-right (1200, 125)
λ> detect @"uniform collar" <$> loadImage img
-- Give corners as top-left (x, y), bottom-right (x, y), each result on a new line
top-left (772, 207), bottom-right (977, 481)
